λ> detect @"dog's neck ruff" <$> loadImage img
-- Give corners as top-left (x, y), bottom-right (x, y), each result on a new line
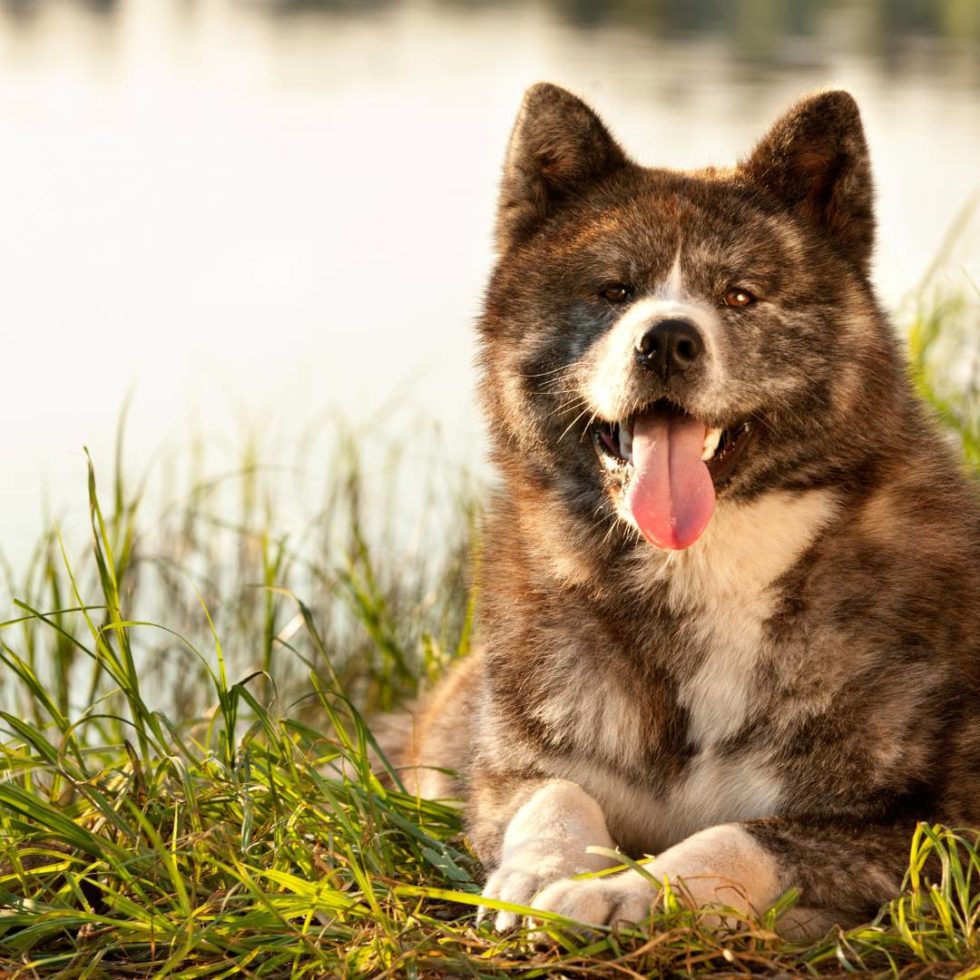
top-left (630, 488), bottom-right (840, 607)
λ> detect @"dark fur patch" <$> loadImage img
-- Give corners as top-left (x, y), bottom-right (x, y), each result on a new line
top-left (742, 91), bottom-right (875, 275)
top-left (496, 82), bottom-right (629, 252)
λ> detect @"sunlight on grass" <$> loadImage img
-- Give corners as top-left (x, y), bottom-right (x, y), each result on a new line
top-left (1, 290), bottom-right (978, 976)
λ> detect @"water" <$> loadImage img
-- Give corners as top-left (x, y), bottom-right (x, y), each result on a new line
top-left (2, 0), bottom-right (979, 573)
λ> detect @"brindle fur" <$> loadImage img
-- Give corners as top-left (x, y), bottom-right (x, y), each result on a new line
top-left (398, 83), bottom-right (980, 933)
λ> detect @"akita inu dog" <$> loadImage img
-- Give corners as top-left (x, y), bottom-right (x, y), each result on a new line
top-left (397, 84), bottom-right (980, 936)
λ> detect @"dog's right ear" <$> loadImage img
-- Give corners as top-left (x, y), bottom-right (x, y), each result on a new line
top-left (496, 83), bottom-right (628, 252)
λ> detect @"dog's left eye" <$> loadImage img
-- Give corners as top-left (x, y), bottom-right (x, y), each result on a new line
top-left (724, 287), bottom-right (756, 308)
top-left (599, 284), bottom-right (631, 303)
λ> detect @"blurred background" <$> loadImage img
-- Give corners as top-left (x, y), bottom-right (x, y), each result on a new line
top-left (2, 0), bottom-right (979, 572)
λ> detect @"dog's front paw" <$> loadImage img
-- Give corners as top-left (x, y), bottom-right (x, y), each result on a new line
top-left (530, 869), bottom-right (656, 930)
top-left (477, 779), bottom-right (619, 931)
top-left (479, 854), bottom-right (582, 931)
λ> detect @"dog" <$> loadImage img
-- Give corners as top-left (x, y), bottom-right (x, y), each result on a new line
top-left (395, 83), bottom-right (980, 938)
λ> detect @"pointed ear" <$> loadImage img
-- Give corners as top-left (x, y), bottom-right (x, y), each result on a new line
top-left (741, 91), bottom-right (874, 275)
top-left (496, 83), bottom-right (628, 252)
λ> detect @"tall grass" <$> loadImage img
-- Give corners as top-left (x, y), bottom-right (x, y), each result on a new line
top-left (1, 291), bottom-right (979, 977)
top-left (906, 209), bottom-right (980, 473)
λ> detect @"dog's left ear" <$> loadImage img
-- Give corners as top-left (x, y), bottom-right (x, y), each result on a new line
top-left (741, 91), bottom-right (874, 276)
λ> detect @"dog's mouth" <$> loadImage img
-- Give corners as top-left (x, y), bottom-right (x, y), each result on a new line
top-left (591, 402), bottom-right (752, 551)
top-left (592, 412), bottom-right (752, 484)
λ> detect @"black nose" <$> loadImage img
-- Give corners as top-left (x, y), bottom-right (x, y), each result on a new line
top-left (635, 319), bottom-right (704, 379)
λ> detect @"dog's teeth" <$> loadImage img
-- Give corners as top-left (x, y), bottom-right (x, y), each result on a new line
top-left (618, 423), bottom-right (633, 461)
top-left (701, 427), bottom-right (723, 461)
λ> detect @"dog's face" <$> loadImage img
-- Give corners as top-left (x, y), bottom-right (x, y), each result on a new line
top-left (479, 85), bottom-right (900, 552)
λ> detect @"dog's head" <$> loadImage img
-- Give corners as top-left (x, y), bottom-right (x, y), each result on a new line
top-left (479, 84), bottom-right (904, 553)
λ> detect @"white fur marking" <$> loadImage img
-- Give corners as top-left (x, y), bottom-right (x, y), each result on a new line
top-left (667, 752), bottom-right (783, 839)
top-left (524, 491), bottom-right (835, 856)
top-left (583, 264), bottom-right (725, 422)
top-left (528, 822), bottom-right (782, 928)
top-left (658, 248), bottom-right (686, 303)
top-left (542, 749), bottom-right (783, 855)
top-left (479, 780), bottom-right (619, 931)
top-left (639, 490), bottom-right (839, 748)
top-left (649, 822), bottom-right (782, 913)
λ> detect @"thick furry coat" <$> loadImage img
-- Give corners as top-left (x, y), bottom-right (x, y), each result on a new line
top-left (399, 83), bottom-right (980, 936)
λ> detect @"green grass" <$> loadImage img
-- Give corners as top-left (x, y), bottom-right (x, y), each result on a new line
top-left (1, 290), bottom-right (979, 978)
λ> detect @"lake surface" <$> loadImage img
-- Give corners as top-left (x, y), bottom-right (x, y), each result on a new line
top-left (3, 0), bottom-right (979, 574)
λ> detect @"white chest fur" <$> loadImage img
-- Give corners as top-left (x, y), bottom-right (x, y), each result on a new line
top-left (639, 489), bottom-right (838, 751)
top-left (541, 489), bottom-right (840, 853)
top-left (545, 748), bottom-right (783, 854)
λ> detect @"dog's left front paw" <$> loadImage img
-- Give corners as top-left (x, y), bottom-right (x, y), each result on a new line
top-left (530, 869), bottom-right (656, 929)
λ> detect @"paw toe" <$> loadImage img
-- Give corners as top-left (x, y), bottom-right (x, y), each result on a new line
top-left (532, 879), bottom-right (614, 925)
top-left (528, 875), bottom-right (655, 933)
top-left (480, 866), bottom-right (555, 932)
top-left (610, 891), bottom-right (652, 927)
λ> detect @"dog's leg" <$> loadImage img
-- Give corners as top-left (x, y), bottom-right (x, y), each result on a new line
top-left (529, 818), bottom-right (913, 937)
top-left (474, 778), bottom-right (620, 931)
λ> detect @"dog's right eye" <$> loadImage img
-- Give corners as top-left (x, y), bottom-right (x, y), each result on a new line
top-left (599, 284), bottom-right (631, 303)
top-left (724, 287), bottom-right (756, 308)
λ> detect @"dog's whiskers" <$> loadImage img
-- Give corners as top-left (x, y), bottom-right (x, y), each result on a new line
top-left (526, 365), bottom-right (573, 380)
top-left (556, 405), bottom-right (594, 444)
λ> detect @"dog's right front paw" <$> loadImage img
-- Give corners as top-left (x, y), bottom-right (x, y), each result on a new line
top-left (476, 780), bottom-right (619, 930)
top-left (478, 858), bottom-right (574, 932)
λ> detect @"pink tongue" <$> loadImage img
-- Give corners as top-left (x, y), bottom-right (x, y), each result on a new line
top-left (627, 411), bottom-right (716, 550)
